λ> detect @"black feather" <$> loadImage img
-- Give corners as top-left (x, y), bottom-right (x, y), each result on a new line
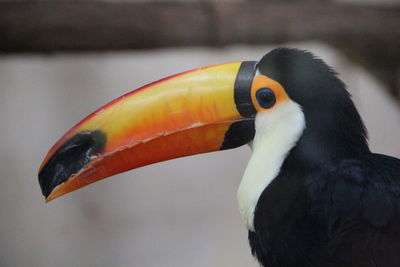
top-left (249, 48), bottom-right (400, 267)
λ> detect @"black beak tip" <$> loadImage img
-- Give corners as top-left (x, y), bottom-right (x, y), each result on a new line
top-left (38, 130), bottom-right (107, 198)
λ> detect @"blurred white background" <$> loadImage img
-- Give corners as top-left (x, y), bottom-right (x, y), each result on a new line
top-left (0, 43), bottom-right (399, 267)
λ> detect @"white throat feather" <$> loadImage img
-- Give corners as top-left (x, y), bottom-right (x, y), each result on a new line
top-left (237, 100), bottom-right (305, 231)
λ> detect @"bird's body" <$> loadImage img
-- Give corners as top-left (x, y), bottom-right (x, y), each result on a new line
top-left (247, 49), bottom-right (400, 266)
top-left (39, 48), bottom-right (400, 266)
top-left (250, 154), bottom-right (400, 267)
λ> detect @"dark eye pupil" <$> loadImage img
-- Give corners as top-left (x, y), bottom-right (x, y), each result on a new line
top-left (256, 88), bottom-right (276, 109)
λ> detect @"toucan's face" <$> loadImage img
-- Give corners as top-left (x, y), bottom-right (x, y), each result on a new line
top-left (39, 49), bottom-right (309, 225)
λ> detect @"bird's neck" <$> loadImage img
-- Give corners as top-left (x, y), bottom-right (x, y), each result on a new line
top-left (283, 105), bottom-right (370, 171)
top-left (237, 101), bottom-right (306, 230)
top-left (237, 96), bottom-right (370, 230)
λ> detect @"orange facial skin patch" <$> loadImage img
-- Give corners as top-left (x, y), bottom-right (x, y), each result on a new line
top-left (250, 75), bottom-right (289, 112)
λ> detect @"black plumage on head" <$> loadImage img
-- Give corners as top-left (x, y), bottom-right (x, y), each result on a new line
top-left (258, 48), bottom-right (369, 169)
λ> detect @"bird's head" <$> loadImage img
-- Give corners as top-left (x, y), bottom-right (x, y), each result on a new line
top-left (38, 48), bottom-right (369, 212)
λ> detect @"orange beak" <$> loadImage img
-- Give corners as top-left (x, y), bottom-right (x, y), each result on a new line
top-left (39, 61), bottom-right (258, 202)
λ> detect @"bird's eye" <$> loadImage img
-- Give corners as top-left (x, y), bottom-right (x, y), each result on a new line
top-left (256, 88), bottom-right (276, 109)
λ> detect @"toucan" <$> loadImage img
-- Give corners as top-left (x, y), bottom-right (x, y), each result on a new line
top-left (39, 48), bottom-right (400, 267)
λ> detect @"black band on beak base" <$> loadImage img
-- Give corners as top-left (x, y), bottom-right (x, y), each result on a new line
top-left (234, 61), bottom-right (257, 117)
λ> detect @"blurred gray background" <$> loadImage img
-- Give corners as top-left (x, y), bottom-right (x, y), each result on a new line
top-left (0, 42), bottom-right (399, 267)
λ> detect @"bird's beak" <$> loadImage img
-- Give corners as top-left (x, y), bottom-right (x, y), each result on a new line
top-left (39, 61), bottom-right (258, 202)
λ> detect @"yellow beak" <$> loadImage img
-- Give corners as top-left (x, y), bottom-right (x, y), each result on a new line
top-left (39, 61), bottom-right (258, 202)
